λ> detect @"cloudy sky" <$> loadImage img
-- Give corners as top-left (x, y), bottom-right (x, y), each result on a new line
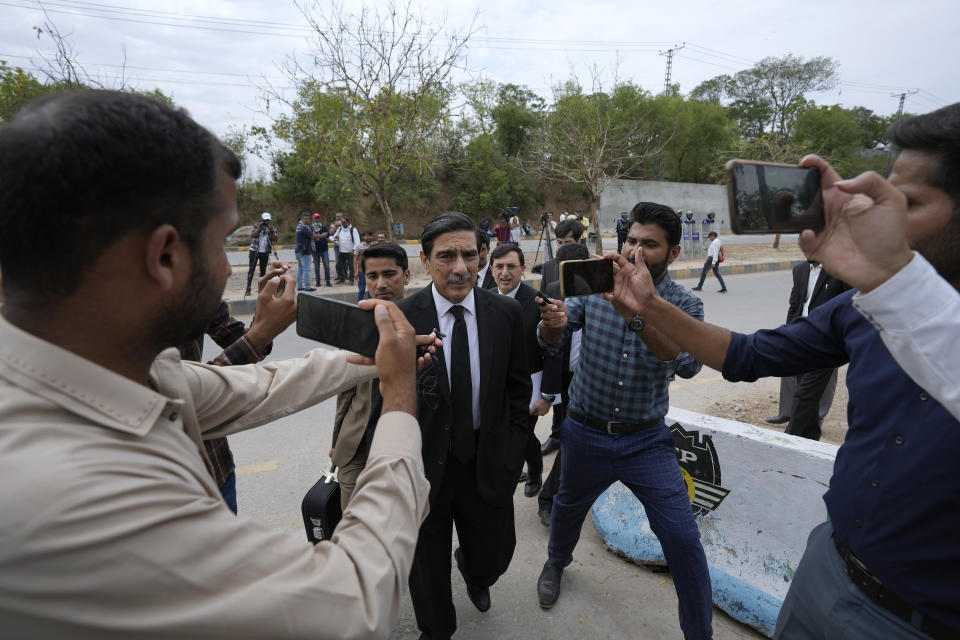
top-left (3, 0), bottom-right (957, 156)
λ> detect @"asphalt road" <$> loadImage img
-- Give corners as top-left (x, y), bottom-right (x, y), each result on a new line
top-left (228, 233), bottom-right (794, 266)
top-left (218, 269), bottom-right (793, 639)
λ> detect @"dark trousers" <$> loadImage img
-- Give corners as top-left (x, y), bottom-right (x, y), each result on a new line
top-left (539, 371), bottom-right (572, 510)
top-left (337, 251), bottom-right (355, 282)
top-left (785, 368), bottom-right (836, 441)
top-left (774, 522), bottom-right (935, 639)
top-left (409, 453), bottom-right (516, 639)
top-left (617, 233), bottom-right (628, 253)
top-left (333, 246), bottom-right (345, 281)
top-left (524, 414), bottom-right (543, 476)
top-left (548, 416), bottom-right (713, 640)
top-left (313, 248), bottom-right (331, 285)
top-left (696, 256), bottom-right (726, 290)
top-left (246, 250), bottom-right (269, 290)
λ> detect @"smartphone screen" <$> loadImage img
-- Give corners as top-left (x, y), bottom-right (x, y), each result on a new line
top-left (726, 160), bottom-right (824, 234)
top-left (296, 294), bottom-right (379, 357)
top-left (559, 259), bottom-right (614, 298)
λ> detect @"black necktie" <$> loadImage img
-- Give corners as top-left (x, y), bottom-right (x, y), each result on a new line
top-left (449, 305), bottom-right (475, 463)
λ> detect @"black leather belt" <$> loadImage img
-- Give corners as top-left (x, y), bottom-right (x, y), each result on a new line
top-left (567, 409), bottom-right (662, 435)
top-left (832, 533), bottom-right (956, 640)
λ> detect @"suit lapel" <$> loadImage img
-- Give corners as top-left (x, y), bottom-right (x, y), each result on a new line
top-left (812, 270), bottom-right (829, 303)
top-left (475, 287), bottom-right (494, 416)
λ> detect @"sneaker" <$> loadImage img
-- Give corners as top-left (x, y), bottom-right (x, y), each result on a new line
top-left (718, 289), bottom-right (728, 293)
top-left (305, 287), bottom-right (316, 292)
top-left (691, 286), bottom-right (702, 291)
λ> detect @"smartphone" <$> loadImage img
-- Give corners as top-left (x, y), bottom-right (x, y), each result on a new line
top-left (296, 294), bottom-right (379, 358)
top-left (559, 258), bottom-right (614, 298)
top-left (725, 160), bottom-right (825, 234)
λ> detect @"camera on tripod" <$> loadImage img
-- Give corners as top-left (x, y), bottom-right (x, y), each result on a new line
top-left (539, 211), bottom-right (551, 227)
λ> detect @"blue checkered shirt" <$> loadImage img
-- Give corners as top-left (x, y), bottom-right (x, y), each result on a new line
top-left (555, 274), bottom-right (703, 424)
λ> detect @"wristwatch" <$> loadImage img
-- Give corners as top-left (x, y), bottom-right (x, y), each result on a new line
top-left (627, 314), bottom-right (646, 332)
top-left (540, 392), bottom-right (557, 403)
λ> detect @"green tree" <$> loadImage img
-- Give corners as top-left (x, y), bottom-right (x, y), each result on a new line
top-left (267, 0), bottom-right (474, 239)
top-left (650, 95), bottom-right (735, 183)
top-left (527, 78), bottom-right (668, 253)
top-left (792, 103), bottom-right (862, 174)
top-left (0, 61), bottom-right (55, 126)
top-left (492, 83), bottom-right (545, 157)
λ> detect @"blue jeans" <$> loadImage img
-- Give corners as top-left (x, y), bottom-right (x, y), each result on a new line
top-left (314, 249), bottom-right (331, 285)
top-left (696, 256), bottom-right (727, 290)
top-left (296, 252), bottom-right (312, 289)
top-left (548, 416), bottom-right (713, 640)
top-left (357, 271), bottom-right (367, 301)
top-left (219, 470), bottom-right (238, 514)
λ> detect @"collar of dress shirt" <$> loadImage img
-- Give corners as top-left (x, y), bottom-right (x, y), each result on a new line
top-left (0, 314), bottom-right (174, 436)
top-left (477, 263), bottom-right (489, 284)
top-left (499, 283), bottom-right (520, 298)
top-left (431, 282), bottom-right (477, 320)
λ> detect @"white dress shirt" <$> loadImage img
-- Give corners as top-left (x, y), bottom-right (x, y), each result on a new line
top-left (706, 237), bottom-right (722, 260)
top-left (853, 252), bottom-right (960, 422)
top-left (477, 263), bottom-right (490, 286)
top-left (802, 263), bottom-right (823, 317)
top-left (431, 285), bottom-right (482, 429)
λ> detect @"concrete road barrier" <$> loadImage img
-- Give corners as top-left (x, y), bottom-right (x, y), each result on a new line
top-left (591, 407), bottom-right (838, 637)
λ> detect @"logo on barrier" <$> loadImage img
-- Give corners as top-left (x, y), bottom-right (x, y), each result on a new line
top-left (671, 422), bottom-right (731, 516)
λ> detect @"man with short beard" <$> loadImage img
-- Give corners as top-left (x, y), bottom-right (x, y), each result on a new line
top-left (535, 202), bottom-right (712, 640)
top-left (604, 104), bottom-right (960, 639)
top-left (0, 90), bottom-right (431, 639)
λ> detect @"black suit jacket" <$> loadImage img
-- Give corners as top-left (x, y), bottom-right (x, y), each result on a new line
top-left (479, 267), bottom-right (496, 290)
top-left (386, 284), bottom-right (532, 506)
top-left (787, 262), bottom-right (851, 323)
top-left (538, 280), bottom-right (569, 396)
top-left (512, 282), bottom-right (546, 376)
top-left (539, 259), bottom-right (560, 293)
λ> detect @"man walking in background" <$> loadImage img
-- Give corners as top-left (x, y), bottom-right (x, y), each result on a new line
top-left (692, 231), bottom-right (727, 293)
top-left (335, 215), bottom-right (361, 285)
top-left (295, 212), bottom-right (315, 292)
top-left (312, 213), bottom-right (332, 287)
top-left (245, 211), bottom-right (277, 296)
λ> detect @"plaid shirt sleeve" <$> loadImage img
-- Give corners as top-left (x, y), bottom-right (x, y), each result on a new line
top-left (193, 302), bottom-right (272, 486)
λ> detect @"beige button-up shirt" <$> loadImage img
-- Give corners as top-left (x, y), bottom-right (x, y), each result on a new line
top-left (0, 314), bottom-right (430, 638)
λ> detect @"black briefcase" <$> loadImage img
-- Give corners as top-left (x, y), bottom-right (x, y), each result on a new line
top-left (301, 462), bottom-right (342, 543)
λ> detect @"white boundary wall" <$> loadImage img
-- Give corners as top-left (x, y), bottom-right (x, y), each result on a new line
top-left (591, 407), bottom-right (838, 637)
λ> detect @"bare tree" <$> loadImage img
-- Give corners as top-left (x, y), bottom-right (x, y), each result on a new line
top-left (267, 0), bottom-right (476, 238)
top-left (525, 70), bottom-right (670, 254)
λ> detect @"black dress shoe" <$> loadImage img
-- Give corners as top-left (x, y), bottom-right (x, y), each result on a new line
top-left (540, 437), bottom-right (560, 456)
top-left (454, 547), bottom-right (490, 612)
top-left (765, 415), bottom-right (790, 425)
top-left (537, 561), bottom-right (563, 609)
top-left (538, 504), bottom-right (551, 528)
top-left (524, 472), bottom-right (542, 497)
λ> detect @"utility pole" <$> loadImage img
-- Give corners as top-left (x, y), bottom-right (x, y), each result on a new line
top-left (657, 43), bottom-right (685, 180)
top-left (885, 89), bottom-right (919, 173)
top-left (659, 43), bottom-right (685, 95)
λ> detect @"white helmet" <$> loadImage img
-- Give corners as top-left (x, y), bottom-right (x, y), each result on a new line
top-left (261, 212), bottom-right (272, 221)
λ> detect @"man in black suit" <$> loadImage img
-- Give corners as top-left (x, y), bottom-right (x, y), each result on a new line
top-left (536, 217), bottom-right (585, 457)
top-left (766, 261), bottom-right (850, 440)
top-left (536, 218), bottom-right (584, 295)
top-left (534, 241), bottom-right (589, 526)
top-left (490, 243), bottom-right (550, 498)
top-left (475, 229), bottom-right (496, 290)
top-left (395, 212), bottom-right (532, 640)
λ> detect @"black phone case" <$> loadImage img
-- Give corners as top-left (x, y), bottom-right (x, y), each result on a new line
top-left (296, 294), bottom-right (379, 357)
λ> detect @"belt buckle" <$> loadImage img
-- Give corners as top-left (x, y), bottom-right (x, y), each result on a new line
top-left (605, 421), bottom-right (619, 435)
